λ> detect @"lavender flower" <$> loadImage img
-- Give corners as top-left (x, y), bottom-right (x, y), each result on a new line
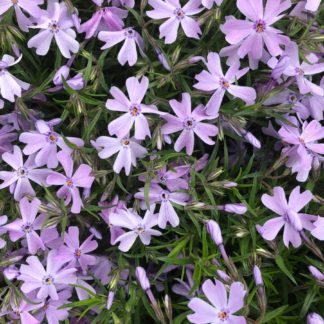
top-left (258, 186), bottom-right (316, 247)
top-left (46, 151), bottom-right (95, 214)
top-left (0, 54), bottom-right (29, 102)
top-left (19, 120), bottom-right (84, 168)
top-left (188, 279), bottom-right (247, 323)
top-left (4, 197), bottom-right (45, 254)
top-left (161, 93), bottom-right (218, 155)
top-left (98, 27), bottom-right (144, 66)
top-left (18, 250), bottom-right (77, 300)
top-left (57, 226), bottom-right (98, 271)
top-left (146, 0), bottom-right (203, 44)
top-left (194, 52), bottom-right (256, 115)
top-left (28, 0), bottom-right (80, 58)
top-left (92, 135), bottom-right (148, 176)
top-left (0, 146), bottom-right (52, 201)
top-left (106, 76), bottom-right (162, 139)
top-left (109, 208), bottom-right (162, 252)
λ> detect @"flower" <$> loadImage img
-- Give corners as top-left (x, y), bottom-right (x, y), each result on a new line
top-left (307, 313), bottom-right (324, 324)
top-left (106, 76), bottom-right (162, 139)
top-left (18, 250), bottom-right (77, 300)
top-left (188, 279), bottom-right (247, 324)
top-left (305, 0), bottom-right (321, 11)
top-left (161, 93), bottom-right (218, 155)
top-left (221, 0), bottom-right (291, 60)
top-left (91, 135), bottom-right (147, 176)
top-left (28, 0), bottom-right (80, 58)
top-left (311, 217), bottom-right (324, 240)
top-left (202, 0), bottom-right (223, 9)
top-left (0, 146), bottom-right (52, 201)
top-left (4, 197), bottom-right (45, 254)
top-left (99, 195), bottom-right (126, 244)
top-left (134, 184), bottom-right (190, 229)
top-left (258, 186), bottom-right (317, 247)
top-left (0, 0), bottom-right (43, 32)
top-left (0, 54), bottom-right (29, 102)
top-left (282, 42), bottom-right (324, 96)
top-left (194, 52), bottom-right (256, 115)
top-left (308, 265), bottom-right (324, 281)
top-left (109, 208), bottom-right (162, 252)
top-left (9, 298), bottom-right (43, 324)
top-left (36, 290), bottom-right (72, 324)
top-left (58, 226), bottom-right (98, 271)
top-left (146, 0), bottom-right (203, 44)
top-left (0, 124), bottom-right (17, 155)
top-left (46, 151), bottom-right (95, 214)
top-left (19, 120), bottom-right (84, 168)
top-left (0, 215), bottom-right (8, 249)
top-left (98, 27), bottom-right (144, 66)
top-left (80, 5), bottom-right (127, 39)
top-left (278, 118), bottom-right (324, 182)
top-left (135, 266), bottom-right (151, 290)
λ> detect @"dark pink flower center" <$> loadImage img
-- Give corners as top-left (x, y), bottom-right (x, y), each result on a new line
top-left (136, 224), bottom-right (145, 234)
top-left (121, 138), bottom-right (130, 147)
top-left (183, 117), bottom-right (196, 130)
top-left (295, 67), bottom-right (304, 76)
top-left (174, 8), bottom-right (185, 20)
top-left (49, 21), bottom-right (59, 33)
top-left (47, 132), bottom-right (58, 144)
top-left (66, 177), bottom-right (74, 187)
top-left (22, 222), bottom-right (33, 233)
top-left (220, 78), bottom-right (230, 90)
top-left (160, 191), bottom-right (170, 202)
top-left (125, 28), bottom-right (135, 38)
top-left (42, 275), bottom-right (54, 285)
top-left (17, 167), bottom-right (28, 178)
top-left (254, 19), bottom-right (266, 33)
top-left (75, 248), bottom-right (82, 258)
top-left (129, 104), bottom-right (141, 116)
top-left (218, 310), bottom-right (229, 321)
top-left (158, 173), bottom-right (168, 184)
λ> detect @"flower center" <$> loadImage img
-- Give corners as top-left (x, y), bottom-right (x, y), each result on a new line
top-left (159, 174), bottom-right (167, 184)
top-left (66, 178), bottom-right (73, 187)
top-left (220, 78), bottom-right (230, 90)
top-left (121, 138), bottom-right (130, 147)
top-left (14, 311), bottom-right (21, 316)
top-left (299, 137), bottom-right (305, 144)
top-left (174, 8), bottom-right (185, 20)
top-left (47, 132), bottom-right (58, 143)
top-left (75, 248), bottom-right (81, 258)
top-left (136, 224), bottom-right (145, 234)
top-left (254, 20), bottom-right (266, 33)
top-left (183, 117), bottom-right (196, 130)
top-left (17, 167), bottom-right (28, 178)
top-left (12, 0), bottom-right (18, 4)
top-left (218, 311), bottom-right (228, 320)
top-left (288, 94), bottom-right (298, 104)
top-left (42, 275), bottom-right (54, 285)
top-left (160, 191), bottom-right (170, 202)
top-left (125, 28), bottom-right (135, 38)
top-left (295, 67), bottom-right (304, 76)
top-left (22, 222), bottom-right (33, 233)
top-left (49, 21), bottom-right (59, 33)
top-left (129, 104), bottom-right (141, 117)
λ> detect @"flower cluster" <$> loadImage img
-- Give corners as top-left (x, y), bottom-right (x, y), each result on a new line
top-left (0, 0), bottom-right (323, 323)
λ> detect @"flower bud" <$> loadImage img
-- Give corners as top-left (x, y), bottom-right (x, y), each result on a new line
top-left (206, 220), bottom-right (223, 245)
top-left (223, 203), bottom-right (247, 214)
top-left (67, 73), bottom-right (85, 91)
top-left (307, 313), bottom-right (324, 324)
top-left (53, 65), bottom-right (70, 86)
top-left (106, 290), bottom-right (115, 310)
top-left (309, 265), bottom-right (324, 281)
top-left (135, 266), bottom-right (150, 291)
top-left (253, 265), bottom-right (263, 286)
top-left (216, 269), bottom-right (231, 282)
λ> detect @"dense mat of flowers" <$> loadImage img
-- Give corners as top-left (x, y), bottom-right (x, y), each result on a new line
top-left (0, 0), bottom-right (323, 323)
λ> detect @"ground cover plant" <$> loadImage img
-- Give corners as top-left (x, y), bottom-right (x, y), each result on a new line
top-left (0, 0), bottom-right (323, 323)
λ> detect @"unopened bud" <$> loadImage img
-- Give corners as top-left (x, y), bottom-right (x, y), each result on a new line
top-left (309, 265), bottom-right (324, 281)
top-left (253, 265), bottom-right (263, 286)
top-left (206, 220), bottom-right (223, 245)
top-left (53, 65), bottom-right (70, 86)
top-left (307, 313), bottom-right (324, 324)
top-left (135, 266), bottom-right (150, 291)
